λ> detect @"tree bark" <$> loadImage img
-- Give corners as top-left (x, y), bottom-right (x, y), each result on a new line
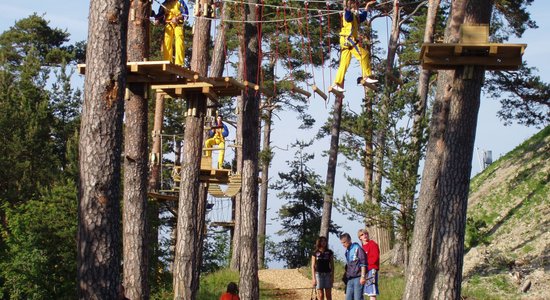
top-left (209, 2), bottom-right (229, 78)
top-left (403, 0), bottom-right (492, 298)
top-left (230, 96), bottom-right (243, 270)
top-left (258, 106), bottom-right (272, 269)
top-left (238, 1), bottom-right (261, 298)
top-left (193, 182), bottom-right (209, 291)
top-left (173, 1), bottom-right (211, 297)
top-left (319, 96), bottom-right (343, 239)
top-left (432, 1), bottom-right (493, 297)
top-left (78, 0), bottom-right (129, 298)
top-left (149, 93), bottom-right (164, 191)
top-left (123, 1), bottom-right (151, 299)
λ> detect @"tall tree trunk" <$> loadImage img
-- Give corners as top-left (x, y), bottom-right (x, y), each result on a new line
top-left (364, 93), bottom-right (374, 203)
top-left (432, 1), bottom-right (493, 297)
top-left (209, 2), bottom-right (229, 78)
top-left (258, 105), bottom-right (272, 269)
top-left (319, 96), bottom-right (343, 239)
top-left (149, 93), bottom-right (165, 191)
top-left (123, 1), bottom-right (151, 299)
top-left (396, 0), bottom-right (442, 268)
top-left (403, 1), bottom-right (466, 297)
top-left (230, 60), bottom-right (244, 271)
top-left (238, 1), bottom-right (261, 298)
top-left (193, 182), bottom-right (209, 291)
top-left (173, 1), bottom-right (211, 297)
top-left (230, 96), bottom-right (243, 270)
top-left (370, 0), bottom-right (401, 255)
top-left (78, 0), bottom-right (129, 298)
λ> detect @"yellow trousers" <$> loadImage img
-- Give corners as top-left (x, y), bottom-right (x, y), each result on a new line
top-left (334, 37), bottom-right (371, 85)
top-left (163, 23), bottom-right (184, 66)
top-left (204, 137), bottom-right (225, 169)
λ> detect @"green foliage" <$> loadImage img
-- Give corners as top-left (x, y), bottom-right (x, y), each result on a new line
top-left (0, 180), bottom-right (78, 299)
top-left (463, 274), bottom-right (519, 300)
top-left (197, 269), bottom-right (239, 300)
top-left (465, 217), bottom-right (489, 251)
top-left (269, 140), bottom-right (331, 268)
top-left (0, 14), bottom-right (78, 66)
top-left (201, 230), bottom-right (231, 274)
top-left (485, 65), bottom-right (550, 128)
top-left (0, 47), bottom-right (58, 204)
top-left (493, 0), bottom-right (537, 38)
top-left (49, 62), bottom-right (82, 170)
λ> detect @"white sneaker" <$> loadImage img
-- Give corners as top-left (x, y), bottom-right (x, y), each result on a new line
top-left (331, 85), bottom-right (346, 93)
top-left (364, 77), bottom-right (378, 84)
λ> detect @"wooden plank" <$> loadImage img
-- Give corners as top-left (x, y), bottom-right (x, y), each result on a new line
top-left (290, 83), bottom-right (312, 98)
top-left (312, 85), bottom-right (328, 100)
top-left (151, 82), bottom-right (213, 90)
top-left (420, 43), bottom-right (526, 70)
top-left (422, 55), bottom-right (523, 70)
top-left (360, 79), bottom-right (379, 91)
top-left (328, 86), bottom-right (345, 98)
top-left (210, 221), bottom-right (235, 227)
top-left (225, 77), bottom-right (246, 90)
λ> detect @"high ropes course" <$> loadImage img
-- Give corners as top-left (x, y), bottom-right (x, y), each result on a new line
top-left (76, 0), bottom-right (526, 229)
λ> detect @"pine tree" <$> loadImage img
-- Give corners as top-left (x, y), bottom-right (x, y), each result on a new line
top-left (77, 0), bottom-right (129, 298)
top-left (270, 140), bottom-right (328, 268)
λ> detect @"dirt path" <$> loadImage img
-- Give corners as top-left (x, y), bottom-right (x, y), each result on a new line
top-left (258, 269), bottom-right (345, 300)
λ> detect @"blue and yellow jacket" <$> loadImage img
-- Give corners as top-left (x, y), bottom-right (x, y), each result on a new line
top-left (344, 242), bottom-right (367, 279)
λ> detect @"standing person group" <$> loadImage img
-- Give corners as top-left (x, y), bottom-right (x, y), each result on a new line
top-left (339, 230), bottom-right (380, 300)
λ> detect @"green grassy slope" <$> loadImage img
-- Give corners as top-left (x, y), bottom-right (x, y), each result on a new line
top-left (462, 125), bottom-right (550, 300)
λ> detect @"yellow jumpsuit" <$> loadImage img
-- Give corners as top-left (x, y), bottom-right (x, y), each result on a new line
top-left (204, 126), bottom-right (227, 169)
top-left (334, 10), bottom-right (372, 86)
top-left (162, 0), bottom-right (185, 66)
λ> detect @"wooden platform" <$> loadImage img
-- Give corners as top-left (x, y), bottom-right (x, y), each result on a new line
top-left (152, 77), bottom-right (274, 101)
top-left (77, 60), bottom-right (201, 83)
top-left (420, 43), bottom-right (527, 70)
top-left (77, 60), bottom-right (272, 101)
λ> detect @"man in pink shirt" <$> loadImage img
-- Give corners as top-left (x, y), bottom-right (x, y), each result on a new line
top-left (358, 229), bottom-right (380, 300)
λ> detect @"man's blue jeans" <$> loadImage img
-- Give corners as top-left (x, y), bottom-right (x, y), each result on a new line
top-left (345, 276), bottom-right (364, 300)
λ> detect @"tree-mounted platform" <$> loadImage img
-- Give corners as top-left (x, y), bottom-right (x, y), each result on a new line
top-left (152, 77), bottom-right (274, 102)
top-left (420, 43), bottom-right (527, 71)
top-left (77, 61), bottom-right (273, 102)
top-left (420, 24), bottom-right (525, 71)
top-left (77, 60), bottom-right (202, 83)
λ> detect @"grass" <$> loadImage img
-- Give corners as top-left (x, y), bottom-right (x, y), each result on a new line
top-left (462, 274), bottom-right (520, 300)
top-left (197, 269), bottom-right (282, 300)
top-left (151, 269), bottom-right (282, 300)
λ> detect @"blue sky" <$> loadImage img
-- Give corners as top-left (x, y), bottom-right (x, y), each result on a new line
top-left (1, 1), bottom-right (548, 264)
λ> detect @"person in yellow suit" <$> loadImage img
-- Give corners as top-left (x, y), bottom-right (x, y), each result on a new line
top-left (331, 0), bottom-right (378, 94)
top-left (204, 115), bottom-right (230, 169)
top-left (153, 0), bottom-right (189, 66)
